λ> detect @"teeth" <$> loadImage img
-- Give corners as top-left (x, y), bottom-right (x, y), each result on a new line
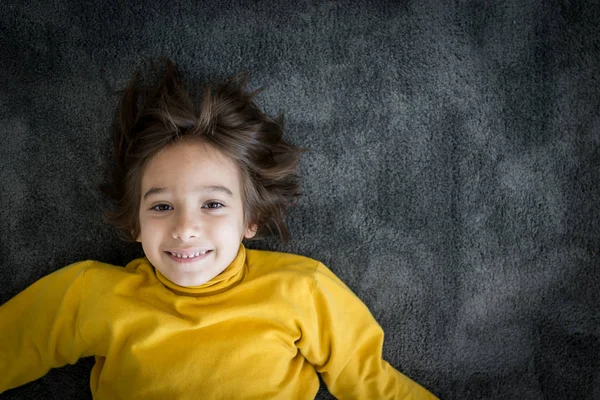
top-left (169, 250), bottom-right (209, 258)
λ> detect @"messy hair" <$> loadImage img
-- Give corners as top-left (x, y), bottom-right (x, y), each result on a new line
top-left (101, 58), bottom-right (305, 244)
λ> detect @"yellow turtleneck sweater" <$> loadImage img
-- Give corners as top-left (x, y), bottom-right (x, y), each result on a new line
top-left (0, 245), bottom-right (437, 399)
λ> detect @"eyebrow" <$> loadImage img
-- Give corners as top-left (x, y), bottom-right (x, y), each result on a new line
top-left (142, 185), bottom-right (234, 201)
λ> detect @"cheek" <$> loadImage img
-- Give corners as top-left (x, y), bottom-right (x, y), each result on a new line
top-left (139, 217), bottom-right (166, 241)
top-left (212, 215), bottom-right (245, 238)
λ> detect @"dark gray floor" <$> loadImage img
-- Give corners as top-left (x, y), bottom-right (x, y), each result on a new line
top-left (1, 1), bottom-right (599, 398)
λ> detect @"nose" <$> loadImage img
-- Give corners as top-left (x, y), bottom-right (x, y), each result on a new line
top-left (171, 209), bottom-right (202, 240)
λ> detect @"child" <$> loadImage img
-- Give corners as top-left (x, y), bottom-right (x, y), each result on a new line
top-left (0, 59), bottom-right (437, 399)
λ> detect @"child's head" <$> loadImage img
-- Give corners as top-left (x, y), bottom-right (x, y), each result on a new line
top-left (102, 59), bottom-right (304, 286)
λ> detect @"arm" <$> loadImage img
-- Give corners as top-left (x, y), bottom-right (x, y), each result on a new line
top-left (297, 262), bottom-right (438, 400)
top-left (0, 261), bottom-right (93, 393)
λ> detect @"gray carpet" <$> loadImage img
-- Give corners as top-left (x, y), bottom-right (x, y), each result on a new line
top-left (1, 0), bottom-right (600, 399)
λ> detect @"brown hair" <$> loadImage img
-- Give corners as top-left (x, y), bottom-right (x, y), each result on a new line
top-left (100, 58), bottom-right (305, 244)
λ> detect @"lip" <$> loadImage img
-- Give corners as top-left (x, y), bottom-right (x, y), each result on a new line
top-left (164, 249), bottom-right (213, 263)
top-left (165, 248), bottom-right (211, 256)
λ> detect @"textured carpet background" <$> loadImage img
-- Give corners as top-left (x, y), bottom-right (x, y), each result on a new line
top-left (1, 0), bottom-right (600, 399)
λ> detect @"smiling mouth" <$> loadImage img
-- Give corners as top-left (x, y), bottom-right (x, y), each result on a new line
top-left (167, 250), bottom-right (211, 259)
top-left (165, 250), bottom-right (213, 264)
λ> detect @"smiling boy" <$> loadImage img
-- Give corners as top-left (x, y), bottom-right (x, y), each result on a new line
top-left (0, 60), bottom-right (438, 399)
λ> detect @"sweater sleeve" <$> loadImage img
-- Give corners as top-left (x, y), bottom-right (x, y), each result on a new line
top-left (296, 262), bottom-right (438, 400)
top-left (0, 261), bottom-right (93, 393)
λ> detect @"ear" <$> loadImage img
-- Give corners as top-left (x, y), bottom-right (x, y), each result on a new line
top-left (134, 230), bottom-right (141, 243)
top-left (244, 224), bottom-right (258, 239)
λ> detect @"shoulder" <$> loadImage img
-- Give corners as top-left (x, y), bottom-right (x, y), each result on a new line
top-left (64, 258), bottom-right (125, 274)
top-left (244, 249), bottom-right (347, 293)
top-left (246, 248), bottom-right (321, 274)
top-left (245, 248), bottom-right (326, 288)
top-left (64, 257), bottom-right (155, 287)
top-left (53, 259), bottom-right (118, 278)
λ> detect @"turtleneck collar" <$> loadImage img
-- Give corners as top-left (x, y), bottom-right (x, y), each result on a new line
top-left (154, 245), bottom-right (247, 297)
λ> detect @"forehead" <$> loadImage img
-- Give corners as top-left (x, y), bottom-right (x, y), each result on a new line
top-left (141, 141), bottom-right (241, 191)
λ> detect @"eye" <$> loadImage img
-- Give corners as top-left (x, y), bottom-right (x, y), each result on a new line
top-left (150, 204), bottom-right (173, 212)
top-left (203, 201), bottom-right (224, 209)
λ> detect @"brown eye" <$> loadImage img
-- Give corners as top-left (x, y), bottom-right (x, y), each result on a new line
top-left (203, 202), bottom-right (224, 209)
top-left (151, 204), bottom-right (172, 212)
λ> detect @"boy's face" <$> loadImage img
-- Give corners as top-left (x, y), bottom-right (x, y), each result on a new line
top-left (137, 140), bottom-right (256, 287)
